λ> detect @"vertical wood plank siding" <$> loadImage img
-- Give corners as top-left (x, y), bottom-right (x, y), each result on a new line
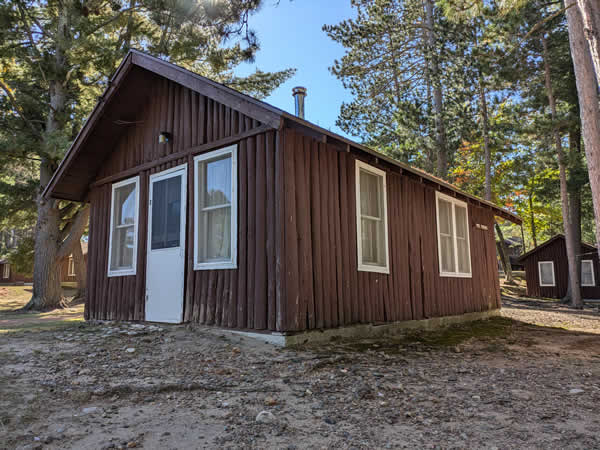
top-left (281, 129), bottom-right (500, 330)
top-left (522, 237), bottom-right (600, 299)
top-left (86, 77), bottom-right (282, 327)
top-left (86, 75), bottom-right (502, 330)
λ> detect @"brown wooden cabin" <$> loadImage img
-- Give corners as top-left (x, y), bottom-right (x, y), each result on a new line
top-left (0, 260), bottom-right (32, 284)
top-left (43, 50), bottom-right (521, 332)
top-left (519, 235), bottom-right (600, 299)
top-left (58, 242), bottom-right (89, 283)
top-left (0, 243), bottom-right (87, 285)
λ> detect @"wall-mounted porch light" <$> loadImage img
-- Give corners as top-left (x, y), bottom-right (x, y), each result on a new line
top-left (158, 131), bottom-right (172, 144)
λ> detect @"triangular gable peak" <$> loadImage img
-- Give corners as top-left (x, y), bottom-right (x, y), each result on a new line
top-left (44, 50), bottom-right (521, 225)
top-left (94, 73), bottom-right (268, 185)
top-left (519, 234), bottom-right (597, 261)
top-left (44, 50), bottom-right (282, 201)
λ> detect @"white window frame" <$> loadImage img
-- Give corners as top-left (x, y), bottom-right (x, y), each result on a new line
top-left (538, 261), bottom-right (556, 287)
top-left (107, 176), bottom-right (140, 277)
top-left (3, 263), bottom-right (10, 279)
top-left (435, 191), bottom-right (472, 278)
top-left (581, 259), bottom-right (595, 287)
top-left (194, 145), bottom-right (238, 270)
top-left (68, 256), bottom-right (75, 277)
top-left (355, 160), bottom-right (390, 274)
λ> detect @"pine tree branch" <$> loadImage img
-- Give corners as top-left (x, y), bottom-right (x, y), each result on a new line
top-left (502, 3), bottom-right (576, 58)
top-left (16, 1), bottom-right (48, 84)
top-left (0, 79), bottom-right (43, 140)
top-left (85, 6), bottom-right (143, 36)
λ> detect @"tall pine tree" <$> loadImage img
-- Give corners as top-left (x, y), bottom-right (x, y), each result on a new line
top-left (0, 0), bottom-right (294, 309)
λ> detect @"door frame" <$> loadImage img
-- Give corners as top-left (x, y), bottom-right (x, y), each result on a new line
top-left (145, 163), bottom-right (188, 323)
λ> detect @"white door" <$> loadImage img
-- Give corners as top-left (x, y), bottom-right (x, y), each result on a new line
top-left (145, 164), bottom-right (187, 323)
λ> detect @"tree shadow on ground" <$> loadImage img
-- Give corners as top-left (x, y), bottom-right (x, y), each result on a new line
top-left (502, 294), bottom-right (600, 319)
top-left (305, 314), bottom-right (600, 359)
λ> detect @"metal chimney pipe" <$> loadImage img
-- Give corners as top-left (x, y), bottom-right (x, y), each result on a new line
top-left (292, 86), bottom-right (307, 119)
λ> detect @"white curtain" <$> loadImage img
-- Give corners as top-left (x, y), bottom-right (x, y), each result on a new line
top-left (197, 155), bottom-right (232, 263)
top-left (582, 261), bottom-right (594, 286)
top-left (454, 205), bottom-right (470, 274)
top-left (204, 207), bottom-right (231, 260)
top-left (438, 199), bottom-right (455, 273)
top-left (110, 183), bottom-right (136, 271)
top-left (540, 263), bottom-right (554, 285)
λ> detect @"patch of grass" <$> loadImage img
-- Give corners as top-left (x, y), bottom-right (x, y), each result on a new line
top-left (327, 317), bottom-right (517, 355)
top-left (0, 317), bottom-right (84, 334)
top-left (0, 285), bottom-right (80, 312)
top-left (0, 286), bottom-right (32, 311)
top-left (403, 317), bottom-right (515, 348)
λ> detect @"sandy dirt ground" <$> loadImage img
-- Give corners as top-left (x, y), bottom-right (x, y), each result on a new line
top-left (1, 289), bottom-right (600, 449)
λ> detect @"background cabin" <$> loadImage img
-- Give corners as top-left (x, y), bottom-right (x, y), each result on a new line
top-left (519, 235), bottom-right (600, 299)
top-left (44, 50), bottom-right (521, 333)
top-left (59, 242), bottom-right (88, 284)
top-left (0, 259), bottom-right (32, 284)
top-left (0, 242), bottom-right (87, 286)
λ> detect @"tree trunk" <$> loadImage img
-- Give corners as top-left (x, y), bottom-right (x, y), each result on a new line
top-left (26, 4), bottom-right (71, 310)
top-left (564, 129), bottom-right (583, 302)
top-left (424, 54), bottom-right (436, 174)
top-left (542, 34), bottom-right (582, 308)
top-left (577, 0), bottom-right (600, 82)
top-left (424, 0), bottom-right (448, 179)
top-left (72, 240), bottom-right (87, 301)
top-left (528, 188), bottom-right (538, 248)
top-left (26, 180), bottom-right (63, 310)
top-left (566, 0), bottom-right (600, 278)
top-left (479, 74), bottom-right (492, 202)
top-left (495, 222), bottom-right (515, 284)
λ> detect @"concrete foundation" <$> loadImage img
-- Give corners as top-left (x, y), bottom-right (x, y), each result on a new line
top-left (221, 308), bottom-right (501, 347)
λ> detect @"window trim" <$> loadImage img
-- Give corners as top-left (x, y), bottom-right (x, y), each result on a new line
top-left (68, 256), bottom-right (75, 277)
top-left (538, 261), bottom-right (556, 287)
top-left (3, 263), bottom-right (10, 279)
top-left (355, 160), bottom-right (390, 274)
top-left (193, 145), bottom-right (238, 270)
top-left (107, 176), bottom-right (140, 277)
top-left (435, 191), bottom-right (472, 278)
top-left (581, 259), bottom-right (595, 287)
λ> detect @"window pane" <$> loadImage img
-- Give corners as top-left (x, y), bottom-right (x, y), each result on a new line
top-left (361, 217), bottom-right (385, 266)
top-left (110, 180), bottom-right (137, 272)
top-left (454, 206), bottom-right (470, 273)
top-left (116, 183), bottom-right (136, 225)
top-left (457, 238), bottom-right (470, 273)
top-left (195, 150), bottom-right (236, 267)
top-left (582, 261), bottom-right (594, 286)
top-left (151, 176), bottom-right (181, 250)
top-left (204, 156), bottom-right (231, 207)
top-left (438, 199), bottom-right (453, 235)
top-left (358, 166), bottom-right (387, 269)
top-left (198, 206), bottom-right (231, 261)
top-left (455, 206), bottom-right (467, 238)
top-left (441, 235), bottom-right (455, 273)
top-left (111, 226), bottom-right (134, 270)
top-left (360, 169), bottom-right (380, 218)
top-left (540, 263), bottom-right (553, 285)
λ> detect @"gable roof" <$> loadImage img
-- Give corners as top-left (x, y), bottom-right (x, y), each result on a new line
top-left (518, 234), bottom-right (598, 261)
top-left (44, 49), bottom-right (521, 224)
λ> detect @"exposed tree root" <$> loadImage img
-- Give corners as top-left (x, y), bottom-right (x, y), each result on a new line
top-left (20, 295), bottom-right (71, 312)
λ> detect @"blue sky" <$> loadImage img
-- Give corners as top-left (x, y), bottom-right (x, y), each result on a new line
top-left (234, 0), bottom-right (357, 136)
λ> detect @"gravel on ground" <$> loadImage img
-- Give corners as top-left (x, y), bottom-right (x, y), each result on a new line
top-left (1, 296), bottom-right (600, 449)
